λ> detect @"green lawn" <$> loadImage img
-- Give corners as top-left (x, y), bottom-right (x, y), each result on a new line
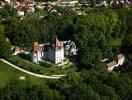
top-left (0, 56), bottom-right (76, 87)
top-left (0, 61), bottom-right (45, 88)
top-left (8, 56), bottom-right (76, 75)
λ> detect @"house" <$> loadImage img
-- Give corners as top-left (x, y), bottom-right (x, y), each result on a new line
top-left (106, 60), bottom-right (118, 72)
top-left (12, 46), bottom-right (21, 55)
top-left (61, 0), bottom-right (78, 5)
top-left (124, 0), bottom-right (132, 8)
top-left (13, 1), bottom-right (20, 8)
top-left (102, 53), bottom-right (125, 72)
top-left (26, 1), bottom-right (35, 12)
top-left (117, 54), bottom-right (125, 65)
top-left (62, 40), bottom-right (77, 56)
top-left (31, 37), bottom-right (77, 64)
top-left (12, 45), bottom-right (30, 56)
top-left (35, 2), bottom-right (44, 9)
top-left (31, 42), bottom-right (44, 63)
top-left (101, 1), bottom-right (108, 7)
top-left (4, 0), bottom-right (11, 3)
top-left (0, 1), bottom-right (6, 9)
top-left (17, 10), bottom-right (25, 16)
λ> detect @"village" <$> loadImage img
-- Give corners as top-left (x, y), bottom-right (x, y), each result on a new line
top-left (0, 0), bottom-right (132, 18)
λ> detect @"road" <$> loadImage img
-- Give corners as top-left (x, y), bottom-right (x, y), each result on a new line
top-left (0, 59), bottom-right (66, 79)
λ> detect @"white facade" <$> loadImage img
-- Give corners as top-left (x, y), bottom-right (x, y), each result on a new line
top-left (31, 43), bottom-right (44, 63)
top-left (36, 5), bottom-right (44, 9)
top-left (12, 46), bottom-right (21, 56)
top-left (55, 48), bottom-right (64, 64)
top-left (31, 50), bottom-right (43, 63)
top-left (27, 3), bottom-right (35, 12)
top-left (62, 40), bottom-right (77, 56)
top-left (31, 39), bottom-right (77, 64)
top-left (108, 65), bottom-right (118, 72)
top-left (117, 55), bottom-right (125, 65)
top-left (17, 10), bottom-right (24, 16)
top-left (27, 7), bottom-right (35, 12)
top-left (101, 1), bottom-right (108, 7)
top-left (31, 53), bottom-right (38, 63)
top-left (47, 37), bottom-right (65, 64)
top-left (61, 0), bottom-right (78, 5)
top-left (47, 47), bottom-right (64, 64)
top-left (12, 51), bottom-right (21, 55)
top-left (5, 0), bottom-right (10, 3)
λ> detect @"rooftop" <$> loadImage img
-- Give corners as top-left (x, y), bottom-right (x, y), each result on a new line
top-left (31, 41), bottom-right (41, 53)
top-left (51, 36), bottom-right (63, 49)
top-left (117, 53), bottom-right (124, 60)
top-left (106, 60), bottom-right (117, 68)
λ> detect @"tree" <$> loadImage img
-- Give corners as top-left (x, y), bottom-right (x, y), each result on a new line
top-left (114, 74), bottom-right (132, 100)
top-left (72, 9), bottom-right (126, 69)
top-left (0, 25), bottom-right (11, 58)
top-left (0, 25), bottom-right (5, 37)
top-left (0, 36), bottom-right (11, 58)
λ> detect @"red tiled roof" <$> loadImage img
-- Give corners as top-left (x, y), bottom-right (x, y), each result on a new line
top-left (52, 37), bottom-right (63, 49)
top-left (15, 46), bottom-right (21, 52)
top-left (13, 46), bottom-right (21, 52)
top-left (124, 2), bottom-right (132, 7)
top-left (117, 54), bottom-right (124, 60)
top-left (106, 60), bottom-right (117, 68)
top-left (31, 42), bottom-right (41, 53)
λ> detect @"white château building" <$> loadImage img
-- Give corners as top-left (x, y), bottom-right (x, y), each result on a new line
top-left (45, 37), bottom-right (64, 64)
top-left (31, 37), bottom-right (77, 64)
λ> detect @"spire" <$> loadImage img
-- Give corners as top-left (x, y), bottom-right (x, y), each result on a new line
top-left (52, 36), bottom-right (63, 48)
top-left (55, 36), bottom-right (62, 48)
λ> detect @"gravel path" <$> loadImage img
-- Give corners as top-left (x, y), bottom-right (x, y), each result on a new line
top-left (0, 59), bottom-right (66, 79)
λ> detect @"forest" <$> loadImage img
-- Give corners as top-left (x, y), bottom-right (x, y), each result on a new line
top-left (0, 5), bottom-right (132, 100)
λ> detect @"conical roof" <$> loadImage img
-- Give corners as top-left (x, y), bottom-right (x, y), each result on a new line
top-left (51, 36), bottom-right (63, 48)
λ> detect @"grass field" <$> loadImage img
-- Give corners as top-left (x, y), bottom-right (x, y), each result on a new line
top-left (0, 56), bottom-right (76, 87)
top-left (0, 61), bottom-right (46, 88)
top-left (8, 56), bottom-right (76, 75)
